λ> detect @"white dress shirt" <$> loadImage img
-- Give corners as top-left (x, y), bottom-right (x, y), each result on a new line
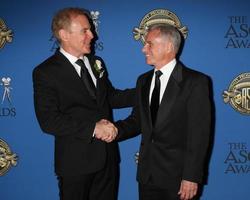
top-left (149, 59), bottom-right (176, 105)
top-left (60, 47), bottom-right (97, 87)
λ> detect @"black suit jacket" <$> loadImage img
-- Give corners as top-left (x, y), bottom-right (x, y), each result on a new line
top-left (117, 62), bottom-right (211, 189)
top-left (33, 51), bottom-right (135, 176)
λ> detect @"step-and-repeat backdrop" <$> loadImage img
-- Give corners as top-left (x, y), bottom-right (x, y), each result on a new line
top-left (1, 0), bottom-right (249, 199)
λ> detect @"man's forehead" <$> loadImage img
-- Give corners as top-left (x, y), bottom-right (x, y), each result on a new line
top-left (145, 29), bottom-right (161, 40)
top-left (70, 15), bottom-right (91, 27)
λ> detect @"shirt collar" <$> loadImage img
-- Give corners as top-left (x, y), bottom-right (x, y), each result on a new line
top-left (59, 47), bottom-right (86, 65)
top-left (154, 58), bottom-right (176, 75)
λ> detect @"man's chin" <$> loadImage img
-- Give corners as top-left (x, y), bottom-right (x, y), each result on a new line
top-left (83, 49), bottom-right (92, 54)
top-left (145, 59), bottom-right (152, 65)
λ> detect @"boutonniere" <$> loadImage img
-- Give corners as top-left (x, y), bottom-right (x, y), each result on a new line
top-left (94, 59), bottom-right (105, 78)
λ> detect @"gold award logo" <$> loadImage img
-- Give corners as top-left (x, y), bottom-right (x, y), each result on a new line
top-left (0, 18), bottom-right (13, 49)
top-left (0, 138), bottom-right (18, 176)
top-left (133, 9), bottom-right (188, 44)
top-left (223, 72), bottom-right (250, 115)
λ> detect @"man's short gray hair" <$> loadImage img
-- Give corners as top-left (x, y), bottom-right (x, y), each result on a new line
top-left (148, 24), bottom-right (182, 54)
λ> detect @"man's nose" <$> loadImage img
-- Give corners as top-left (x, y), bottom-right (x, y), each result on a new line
top-left (88, 30), bottom-right (94, 39)
top-left (142, 45), bottom-right (147, 53)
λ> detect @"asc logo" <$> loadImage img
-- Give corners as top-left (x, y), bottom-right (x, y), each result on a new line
top-left (0, 138), bottom-right (18, 176)
top-left (224, 16), bottom-right (250, 48)
top-left (223, 72), bottom-right (250, 115)
top-left (133, 9), bottom-right (188, 44)
top-left (224, 142), bottom-right (250, 174)
top-left (0, 77), bottom-right (16, 117)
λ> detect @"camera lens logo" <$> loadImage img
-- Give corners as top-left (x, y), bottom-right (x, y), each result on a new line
top-left (223, 72), bottom-right (250, 115)
top-left (0, 18), bottom-right (13, 49)
top-left (1, 77), bottom-right (12, 105)
top-left (134, 151), bottom-right (139, 164)
top-left (0, 77), bottom-right (16, 117)
top-left (91, 11), bottom-right (100, 36)
top-left (0, 139), bottom-right (18, 176)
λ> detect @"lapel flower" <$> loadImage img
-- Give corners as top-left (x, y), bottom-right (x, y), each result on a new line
top-left (94, 59), bottom-right (105, 78)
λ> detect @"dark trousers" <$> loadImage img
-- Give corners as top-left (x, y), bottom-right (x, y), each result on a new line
top-left (139, 183), bottom-right (180, 200)
top-left (58, 161), bottom-right (119, 200)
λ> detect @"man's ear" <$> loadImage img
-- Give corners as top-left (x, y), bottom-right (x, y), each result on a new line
top-left (165, 42), bottom-right (173, 53)
top-left (58, 29), bottom-right (69, 42)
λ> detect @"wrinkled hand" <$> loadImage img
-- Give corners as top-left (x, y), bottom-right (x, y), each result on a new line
top-left (178, 180), bottom-right (198, 200)
top-left (94, 119), bottom-right (117, 143)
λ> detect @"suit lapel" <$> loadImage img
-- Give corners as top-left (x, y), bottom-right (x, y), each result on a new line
top-left (155, 63), bottom-right (183, 127)
top-left (96, 77), bottom-right (107, 106)
top-left (141, 70), bottom-right (154, 131)
top-left (55, 51), bottom-right (94, 98)
top-left (87, 55), bottom-right (100, 79)
top-left (87, 55), bottom-right (107, 106)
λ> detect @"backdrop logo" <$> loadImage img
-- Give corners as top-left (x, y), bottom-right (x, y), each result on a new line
top-left (0, 18), bottom-right (13, 49)
top-left (0, 77), bottom-right (16, 117)
top-left (49, 10), bottom-right (103, 52)
top-left (224, 142), bottom-right (250, 174)
top-left (91, 10), bottom-right (103, 52)
top-left (225, 16), bottom-right (250, 48)
top-left (49, 36), bottom-right (59, 52)
top-left (133, 9), bottom-right (188, 44)
top-left (91, 11), bottom-right (100, 35)
top-left (1, 77), bottom-right (12, 104)
top-left (134, 151), bottom-right (139, 164)
top-left (0, 138), bottom-right (18, 176)
top-left (223, 72), bottom-right (250, 115)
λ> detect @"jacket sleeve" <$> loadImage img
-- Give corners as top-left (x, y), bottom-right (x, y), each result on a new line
top-left (90, 55), bottom-right (136, 109)
top-left (115, 77), bottom-right (142, 141)
top-left (33, 67), bottom-right (94, 142)
top-left (182, 75), bottom-right (211, 183)
top-left (106, 77), bottom-right (136, 109)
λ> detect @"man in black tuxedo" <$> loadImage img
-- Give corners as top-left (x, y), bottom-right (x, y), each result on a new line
top-left (115, 24), bottom-right (211, 200)
top-left (33, 7), bottom-right (134, 200)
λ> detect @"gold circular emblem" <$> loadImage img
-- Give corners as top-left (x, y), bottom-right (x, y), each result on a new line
top-left (133, 9), bottom-right (188, 44)
top-left (0, 139), bottom-right (18, 176)
top-left (223, 72), bottom-right (250, 115)
top-left (0, 18), bottom-right (13, 49)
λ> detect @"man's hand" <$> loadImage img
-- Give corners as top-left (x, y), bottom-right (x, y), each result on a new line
top-left (94, 119), bottom-right (117, 143)
top-left (178, 180), bottom-right (198, 200)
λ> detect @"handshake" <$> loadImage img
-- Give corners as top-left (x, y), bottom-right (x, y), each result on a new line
top-left (94, 119), bottom-right (118, 143)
